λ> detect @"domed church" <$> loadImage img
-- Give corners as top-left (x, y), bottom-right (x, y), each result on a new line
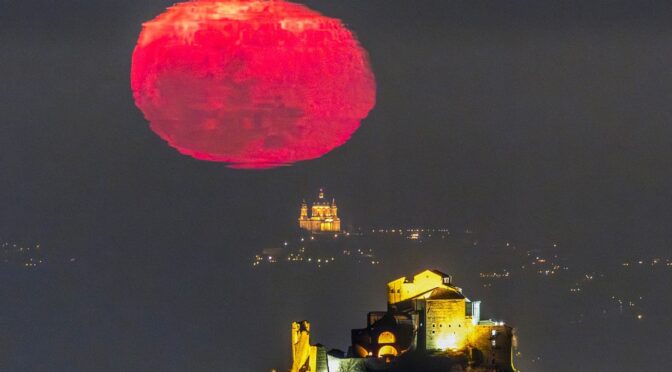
top-left (298, 189), bottom-right (341, 233)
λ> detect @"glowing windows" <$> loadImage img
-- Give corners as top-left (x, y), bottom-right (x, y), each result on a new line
top-left (378, 331), bottom-right (396, 344)
top-left (378, 345), bottom-right (398, 357)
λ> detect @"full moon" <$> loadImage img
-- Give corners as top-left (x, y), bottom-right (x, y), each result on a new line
top-left (131, 0), bottom-right (376, 169)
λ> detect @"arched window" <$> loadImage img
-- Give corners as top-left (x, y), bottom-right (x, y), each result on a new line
top-left (378, 345), bottom-right (398, 357)
top-left (378, 331), bottom-right (396, 344)
top-left (354, 345), bottom-right (369, 358)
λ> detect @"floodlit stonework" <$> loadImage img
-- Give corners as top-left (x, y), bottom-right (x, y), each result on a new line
top-left (290, 269), bottom-right (516, 372)
top-left (298, 189), bottom-right (341, 233)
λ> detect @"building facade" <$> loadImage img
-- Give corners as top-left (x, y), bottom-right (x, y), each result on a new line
top-left (298, 189), bottom-right (341, 233)
top-left (289, 269), bottom-right (516, 372)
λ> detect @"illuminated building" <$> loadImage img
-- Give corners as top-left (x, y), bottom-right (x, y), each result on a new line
top-left (298, 189), bottom-right (341, 233)
top-left (289, 269), bottom-right (516, 372)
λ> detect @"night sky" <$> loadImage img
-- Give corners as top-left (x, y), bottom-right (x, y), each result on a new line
top-left (2, 1), bottom-right (672, 371)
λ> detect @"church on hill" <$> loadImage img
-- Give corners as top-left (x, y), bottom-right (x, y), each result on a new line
top-left (298, 189), bottom-right (341, 233)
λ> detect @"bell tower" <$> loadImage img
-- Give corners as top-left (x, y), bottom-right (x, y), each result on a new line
top-left (300, 200), bottom-right (308, 219)
top-left (298, 200), bottom-right (309, 230)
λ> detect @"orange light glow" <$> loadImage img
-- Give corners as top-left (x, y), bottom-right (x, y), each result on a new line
top-left (378, 331), bottom-right (396, 344)
top-left (378, 345), bottom-right (398, 357)
top-left (436, 333), bottom-right (460, 350)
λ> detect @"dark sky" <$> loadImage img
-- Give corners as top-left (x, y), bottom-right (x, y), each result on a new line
top-left (2, 1), bottom-right (672, 371)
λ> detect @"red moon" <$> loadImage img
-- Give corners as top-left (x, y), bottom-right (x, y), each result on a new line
top-left (131, 0), bottom-right (376, 169)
